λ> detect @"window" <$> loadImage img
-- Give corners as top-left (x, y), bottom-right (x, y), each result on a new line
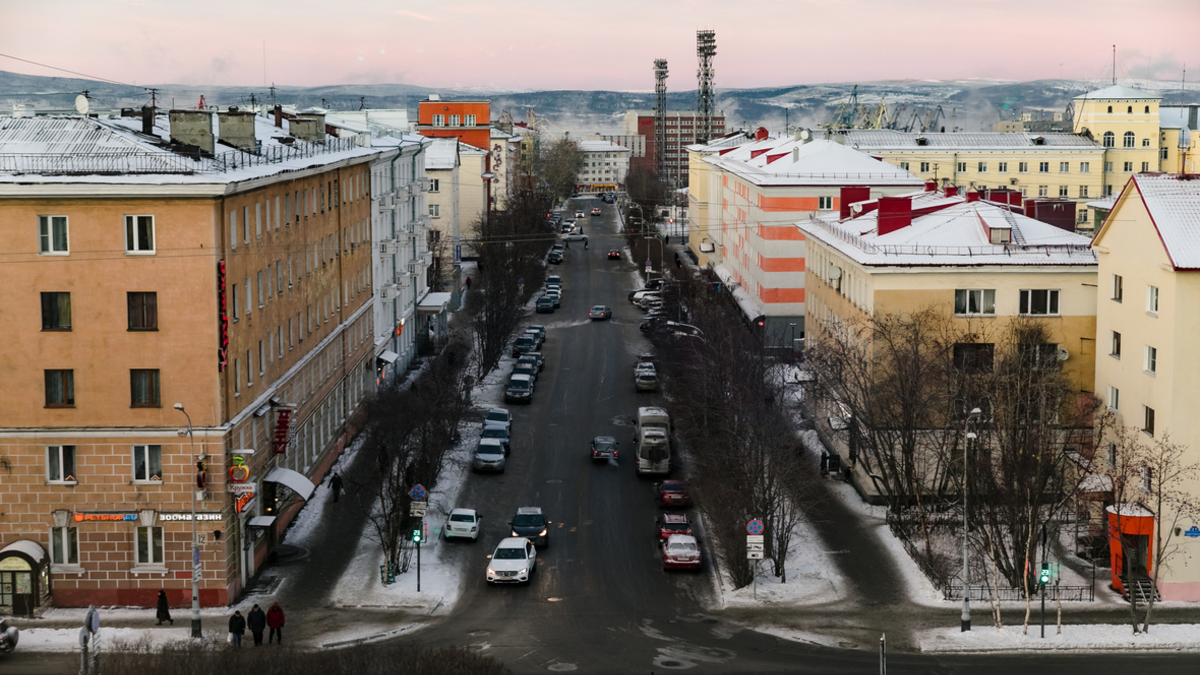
top-left (135, 526), bottom-right (165, 566)
top-left (258, 340), bottom-right (265, 376)
top-left (277, 326), bottom-right (283, 358)
top-left (1123, 131), bottom-right (1135, 148)
top-left (1078, 209), bottom-right (1089, 223)
top-left (39, 215), bottom-right (69, 254)
top-left (1141, 161), bottom-right (1150, 172)
top-left (449, 115), bottom-right (460, 126)
top-left (1018, 343), bottom-right (1059, 370)
top-left (818, 196), bottom-right (833, 210)
top-left (899, 162), bottom-right (909, 171)
top-left (1144, 345), bottom-right (1157, 374)
top-left (1146, 285), bottom-right (1158, 314)
top-left (919, 162), bottom-right (930, 173)
top-left (230, 210), bottom-right (237, 249)
top-left (1103, 131), bottom-right (1115, 148)
top-left (465, 114), bottom-right (476, 126)
top-left (1080, 185), bottom-right (1089, 198)
top-left (1019, 162), bottom-right (1029, 173)
top-left (957, 162), bottom-right (967, 173)
top-left (974, 161), bottom-right (986, 173)
top-left (1019, 289), bottom-right (1059, 315)
top-left (1080, 161), bottom-right (1090, 173)
top-left (247, 349), bottom-right (253, 385)
top-left (1107, 106), bottom-right (1113, 114)
top-left (430, 178), bottom-right (440, 192)
top-left (258, 271), bottom-right (264, 307)
top-left (954, 289), bottom-right (995, 315)
top-left (953, 343), bottom-right (995, 373)
top-left (998, 161), bottom-right (1008, 173)
top-left (1058, 162), bottom-right (1069, 173)
top-left (1110, 331), bottom-right (1121, 358)
top-left (132, 445), bottom-right (162, 482)
top-left (1038, 185), bottom-right (1049, 197)
top-left (130, 369), bottom-right (161, 407)
top-left (1059, 185), bottom-right (1069, 198)
top-left (429, 204), bottom-right (440, 217)
top-left (50, 526), bottom-right (79, 565)
top-left (1104, 184), bottom-right (1113, 197)
top-left (127, 292), bottom-right (158, 330)
top-left (1039, 162), bottom-right (1049, 173)
top-left (1105, 161), bottom-right (1113, 172)
top-left (231, 283), bottom-right (240, 320)
top-left (124, 215), bottom-right (155, 253)
top-left (1143, 405), bottom-right (1155, 436)
top-left (256, 202), bottom-right (262, 238)
top-left (1123, 161), bottom-right (1133, 172)
top-left (45, 370), bottom-right (74, 407)
top-left (1162, 147), bottom-right (1169, 160)
top-left (276, 260), bottom-right (283, 296)
top-left (1107, 386), bottom-right (1119, 411)
top-left (47, 445), bottom-right (76, 482)
top-left (1142, 465), bottom-right (1153, 491)
top-left (41, 292), bottom-right (72, 330)
top-left (432, 114), bottom-right (445, 127)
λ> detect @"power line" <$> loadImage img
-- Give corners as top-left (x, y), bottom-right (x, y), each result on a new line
top-left (0, 52), bottom-right (139, 88)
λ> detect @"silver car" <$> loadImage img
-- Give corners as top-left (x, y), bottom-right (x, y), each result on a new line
top-left (472, 438), bottom-right (507, 473)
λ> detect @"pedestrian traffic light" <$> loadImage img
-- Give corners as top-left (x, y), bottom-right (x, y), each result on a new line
top-left (412, 529), bottom-right (422, 543)
top-left (1038, 563), bottom-right (1051, 585)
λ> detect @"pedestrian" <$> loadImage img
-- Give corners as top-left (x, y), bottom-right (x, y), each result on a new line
top-left (583, 237), bottom-right (589, 250)
top-left (156, 590), bottom-right (173, 626)
top-left (266, 602), bottom-right (286, 644)
top-left (330, 472), bottom-right (343, 503)
top-left (228, 610), bottom-right (246, 648)
top-left (564, 239), bottom-right (570, 249)
top-left (465, 276), bottom-right (472, 291)
top-left (247, 603), bottom-right (266, 646)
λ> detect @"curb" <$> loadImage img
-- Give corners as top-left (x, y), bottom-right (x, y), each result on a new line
top-left (320, 623), bottom-right (421, 649)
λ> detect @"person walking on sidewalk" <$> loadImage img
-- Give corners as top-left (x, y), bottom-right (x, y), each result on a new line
top-left (330, 472), bottom-right (343, 503)
top-left (228, 610), bottom-right (246, 648)
top-left (465, 276), bottom-right (472, 291)
top-left (267, 602), bottom-right (286, 644)
top-left (247, 604), bottom-right (266, 646)
top-left (156, 590), bottom-right (173, 626)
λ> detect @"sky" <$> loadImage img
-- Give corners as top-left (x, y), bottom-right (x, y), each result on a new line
top-left (1, 0), bottom-right (1198, 91)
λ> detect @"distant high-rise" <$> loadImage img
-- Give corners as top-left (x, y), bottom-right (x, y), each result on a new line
top-left (624, 109), bottom-right (727, 188)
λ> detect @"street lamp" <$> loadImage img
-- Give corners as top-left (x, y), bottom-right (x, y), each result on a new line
top-left (173, 403), bottom-right (203, 638)
top-left (961, 407), bottom-right (981, 632)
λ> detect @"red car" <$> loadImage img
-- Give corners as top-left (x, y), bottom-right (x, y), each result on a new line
top-left (607, 250), bottom-right (622, 260)
top-left (656, 513), bottom-right (694, 541)
top-left (655, 480), bottom-right (691, 507)
top-left (661, 534), bottom-right (702, 571)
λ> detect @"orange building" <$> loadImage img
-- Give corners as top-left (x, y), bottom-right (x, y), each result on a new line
top-left (0, 109), bottom-right (378, 613)
top-left (416, 96), bottom-right (491, 151)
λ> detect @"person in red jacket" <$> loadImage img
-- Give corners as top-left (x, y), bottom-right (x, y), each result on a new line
top-left (266, 602), bottom-right (285, 644)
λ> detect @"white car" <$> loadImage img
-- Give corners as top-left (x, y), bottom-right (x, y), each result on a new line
top-left (575, 210), bottom-right (585, 218)
top-left (487, 537), bottom-right (537, 584)
top-left (483, 408), bottom-right (512, 434)
top-left (444, 508), bottom-right (481, 541)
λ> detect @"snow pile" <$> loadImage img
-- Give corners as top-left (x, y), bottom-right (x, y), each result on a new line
top-left (16, 627), bottom-right (222, 652)
top-left (920, 623), bottom-right (1200, 652)
top-left (718, 516), bottom-right (845, 609)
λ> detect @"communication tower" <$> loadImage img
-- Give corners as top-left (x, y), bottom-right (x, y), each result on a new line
top-left (696, 30), bottom-right (717, 145)
top-left (654, 59), bottom-right (669, 185)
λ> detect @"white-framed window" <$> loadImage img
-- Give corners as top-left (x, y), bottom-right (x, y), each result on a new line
top-left (899, 162), bottom-right (909, 171)
top-left (954, 289), bottom-right (995, 316)
top-left (39, 215), bottom-right (69, 254)
top-left (1144, 345), bottom-right (1157, 374)
top-left (1146, 285), bottom-right (1159, 314)
top-left (818, 196), bottom-right (833, 210)
top-left (1104, 184), bottom-right (1113, 197)
top-left (1103, 131), bottom-right (1115, 148)
top-left (233, 358), bottom-right (240, 395)
top-left (919, 162), bottom-right (930, 173)
top-left (259, 340), bottom-right (265, 376)
top-left (1019, 289), bottom-right (1059, 315)
top-left (429, 204), bottom-right (440, 217)
top-left (977, 162), bottom-right (987, 172)
top-left (243, 206), bottom-right (250, 241)
top-left (449, 115), bottom-right (460, 126)
top-left (1038, 185), bottom-right (1049, 197)
top-left (124, 215), bottom-right (155, 253)
top-left (998, 161), bottom-right (1008, 173)
top-left (258, 270), bottom-right (264, 307)
top-left (432, 114), bottom-right (445, 127)
top-left (1059, 185), bottom-right (1069, 198)
top-left (1080, 162), bottom-right (1090, 173)
top-left (1123, 131), bottom-right (1136, 148)
top-left (1123, 161), bottom-right (1134, 172)
top-left (231, 283), bottom-right (240, 321)
top-left (465, 114), bottom-right (476, 125)
top-left (1107, 385), bottom-right (1119, 411)
top-left (132, 444), bottom-right (162, 482)
top-left (957, 162), bottom-right (967, 173)
top-left (256, 202), bottom-right (262, 239)
top-left (50, 526), bottom-right (79, 566)
top-left (1018, 162), bottom-right (1029, 173)
top-left (135, 526), bottom-right (165, 566)
top-left (47, 445), bottom-right (76, 483)
top-left (1110, 331), bottom-right (1121, 358)
top-left (1080, 185), bottom-right (1089, 198)
top-left (1143, 405), bottom-right (1155, 436)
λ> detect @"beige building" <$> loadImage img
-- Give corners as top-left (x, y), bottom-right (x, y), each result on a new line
top-left (425, 138), bottom-right (461, 268)
top-left (576, 140), bottom-right (631, 193)
top-left (0, 109), bottom-right (378, 612)
top-left (686, 132), bottom-right (753, 267)
top-left (1091, 173), bottom-right (1200, 601)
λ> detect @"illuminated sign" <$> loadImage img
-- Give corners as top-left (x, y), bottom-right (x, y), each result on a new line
top-left (235, 492), bottom-right (255, 514)
top-left (273, 408), bottom-right (293, 456)
top-left (217, 259), bottom-right (229, 371)
top-left (228, 456), bottom-right (249, 483)
top-left (158, 513), bottom-right (223, 522)
top-left (74, 513), bottom-right (138, 522)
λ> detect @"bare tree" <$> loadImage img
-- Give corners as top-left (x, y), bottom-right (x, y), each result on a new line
top-left (540, 137), bottom-right (583, 202)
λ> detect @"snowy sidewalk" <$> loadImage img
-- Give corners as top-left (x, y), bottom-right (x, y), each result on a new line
top-left (920, 623), bottom-right (1200, 652)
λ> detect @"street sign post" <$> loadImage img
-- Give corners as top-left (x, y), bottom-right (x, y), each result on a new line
top-left (746, 551), bottom-right (764, 560)
top-left (408, 484), bottom-right (427, 501)
top-left (410, 501), bottom-right (428, 517)
top-left (747, 519), bottom-right (764, 535)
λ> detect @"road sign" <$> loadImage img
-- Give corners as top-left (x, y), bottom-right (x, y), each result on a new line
top-left (746, 542), bottom-right (764, 552)
top-left (747, 519), bottom-right (764, 535)
top-left (746, 534), bottom-right (764, 544)
top-left (409, 501), bottom-right (428, 517)
top-left (747, 551), bottom-right (765, 560)
top-left (409, 484), bottom-right (427, 501)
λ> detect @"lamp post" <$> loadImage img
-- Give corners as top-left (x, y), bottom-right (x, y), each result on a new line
top-left (173, 403), bottom-right (202, 638)
top-left (961, 407), bottom-right (981, 632)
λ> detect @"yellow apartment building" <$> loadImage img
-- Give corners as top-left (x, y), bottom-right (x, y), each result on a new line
top-left (686, 132), bottom-right (753, 266)
top-left (0, 109), bottom-right (378, 612)
top-left (1091, 173), bottom-right (1200, 601)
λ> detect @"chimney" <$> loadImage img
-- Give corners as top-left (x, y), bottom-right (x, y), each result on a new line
top-left (923, 180), bottom-right (937, 192)
top-left (274, 105), bottom-right (283, 128)
top-left (217, 110), bottom-right (258, 152)
top-left (428, 94), bottom-right (440, 101)
top-left (840, 186), bottom-right (871, 220)
top-left (792, 147), bottom-right (799, 162)
top-left (965, 191), bottom-right (980, 203)
top-left (877, 196), bottom-right (913, 235)
top-left (168, 110), bottom-right (215, 155)
top-left (754, 127), bottom-right (769, 141)
top-left (141, 106), bottom-right (155, 135)
top-left (944, 185), bottom-right (958, 197)
top-left (291, 113), bottom-right (327, 143)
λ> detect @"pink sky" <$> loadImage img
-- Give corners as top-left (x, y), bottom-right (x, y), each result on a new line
top-left (1, 0), bottom-right (1197, 91)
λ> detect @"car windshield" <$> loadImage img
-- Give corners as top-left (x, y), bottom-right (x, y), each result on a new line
top-left (663, 521), bottom-right (688, 531)
top-left (669, 542), bottom-right (698, 552)
top-left (538, 298), bottom-right (553, 305)
top-left (508, 381), bottom-right (530, 391)
top-left (485, 411), bottom-right (508, 424)
top-left (516, 337), bottom-right (534, 346)
top-left (450, 513), bottom-right (475, 523)
top-left (512, 514), bottom-right (545, 528)
top-left (493, 547), bottom-right (526, 560)
top-left (482, 428), bottom-right (507, 439)
top-left (662, 483), bottom-right (683, 492)
top-left (477, 444), bottom-right (504, 456)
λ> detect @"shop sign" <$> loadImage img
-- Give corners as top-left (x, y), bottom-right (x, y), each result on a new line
top-left (0, 557), bottom-right (32, 571)
top-left (1185, 525), bottom-right (1200, 539)
top-left (158, 513), bottom-right (223, 522)
top-left (273, 408), bottom-right (294, 455)
top-left (218, 259), bottom-right (229, 372)
top-left (74, 512), bottom-right (138, 522)
top-left (235, 492), bottom-right (256, 514)
top-left (227, 483), bottom-right (256, 495)
top-left (228, 456), bottom-right (250, 483)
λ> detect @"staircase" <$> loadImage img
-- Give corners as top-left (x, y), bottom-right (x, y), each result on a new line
top-left (1127, 577), bottom-right (1160, 604)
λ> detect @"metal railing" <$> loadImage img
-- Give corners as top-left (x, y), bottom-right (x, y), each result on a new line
top-left (804, 217), bottom-right (1095, 259)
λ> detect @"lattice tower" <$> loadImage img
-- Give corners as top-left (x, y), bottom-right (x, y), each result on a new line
top-left (653, 59), bottom-right (669, 185)
top-left (696, 30), bottom-right (717, 145)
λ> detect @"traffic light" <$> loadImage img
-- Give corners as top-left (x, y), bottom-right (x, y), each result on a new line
top-left (1038, 563), bottom-right (1051, 585)
top-left (412, 528), bottom-right (422, 543)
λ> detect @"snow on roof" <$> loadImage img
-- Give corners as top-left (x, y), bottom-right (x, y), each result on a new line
top-left (1075, 84), bottom-right (1161, 100)
top-left (424, 137), bottom-right (459, 169)
top-left (841, 129), bottom-right (1099, 150)
top-left (1086, 195), bottom-right (1119, 211)
top-left (706, 137), bottom-right (923, 187)
top-left (1128, 173), bottom-right (1200, 270)
top-left (801, 196), bottom-right (1097, 268)
top-left (686, 131), bottom-right (752, 153)
top-left (578, 140), bottom-right (630, 153)
top-left (458, 141), bottom-right (488, 156)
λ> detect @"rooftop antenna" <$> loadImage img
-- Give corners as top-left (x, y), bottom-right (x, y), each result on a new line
top-left (359, 96), bottom-right (365, 111)
top-left (269, 84), bottom-right (277, 108)
top-left (1112, 45), bottom-right (1116, 85)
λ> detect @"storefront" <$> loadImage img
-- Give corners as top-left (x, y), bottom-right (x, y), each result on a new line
top-left (0, 540), bottom-right (50, 617)
top-left (1107, 504), bottom-right (1156, 597)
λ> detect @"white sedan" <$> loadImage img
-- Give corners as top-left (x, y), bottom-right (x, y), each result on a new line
top-left (486, 537), bottom-right (537, 585)
top-left (444, 508), bottom-right (481, 541)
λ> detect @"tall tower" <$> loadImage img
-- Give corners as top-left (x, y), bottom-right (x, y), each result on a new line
top-left (654, 59), bottom-right (669, 185)
top-left (696, 30), bottom-right (717, 145)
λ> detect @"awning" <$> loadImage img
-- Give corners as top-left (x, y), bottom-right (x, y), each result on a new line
top-left (713, 265), bottom-right (764, 325)
top-left (247, 516), bottom-right (277, 528)
top-left (418, 291), bottom-right (452, 315)
top-left (0, 539), bottom-right (46, 564)
top-left (377, 350), bottom-right (399, 364)
top-left (264, 467), bottom-right (315, 501)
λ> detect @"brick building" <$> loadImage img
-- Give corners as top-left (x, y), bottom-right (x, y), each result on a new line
top-left (624, 109), bottom-right (726, 188)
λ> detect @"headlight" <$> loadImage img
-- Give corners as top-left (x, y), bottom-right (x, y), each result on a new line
top-left (511, 530), bottom-right (518, 536)
top-left (519, 568), bottom-right (528, 575)
top-left (487, 568), bottom-right (494, 575)
top-left (539, 529), bottom-right (547, 536)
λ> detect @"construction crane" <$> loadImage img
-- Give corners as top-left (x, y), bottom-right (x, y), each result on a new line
top-left (530, 109), bottom-right (573, 138)
top-left (821, 85), bottom-right (861, 130)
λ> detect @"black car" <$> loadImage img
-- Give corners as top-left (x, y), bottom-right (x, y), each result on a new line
top-left (481, 425), bottom-right (512, 455)
top-left (505, 375), bottom-right (534, 404)
top-left (512, 335), bottom-right (536, 357)
top-left (548, 251), bottom-right (563, 264)
top-left (510, 507), bottom-right (550, 547)
top-left (536, 297), bottom-right (556, 313)
top-left (590, 435), bottom-right (619, 462)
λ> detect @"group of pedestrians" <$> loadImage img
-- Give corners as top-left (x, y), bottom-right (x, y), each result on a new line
top-left (228, 602), bottom-right (286, 647)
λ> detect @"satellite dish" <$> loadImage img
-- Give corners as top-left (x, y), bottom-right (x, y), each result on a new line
top-left (798, 129), bottom-right (811, 141)
top-left (74, 95), bottom-right (90, 115)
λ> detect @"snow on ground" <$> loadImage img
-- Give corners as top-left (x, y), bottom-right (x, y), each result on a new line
top-left (919, 623), bottom-right (1200, 652)
top-left (16, 626), bottom-right (226, 652)
top-left (284, 434), bottom-right (367, 548)
top-left (713, 514), bottom-right (846, 610)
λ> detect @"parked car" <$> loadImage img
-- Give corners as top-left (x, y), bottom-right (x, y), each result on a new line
top-left (656, 513), bottom-right (694, 541)
top-left (655, 479), bottom-right (691, 507)
top-left (481, 424), bottom-right (511, 455)
top-left (661, 534), bottom-right (702, 571)
top-left (547, 289), bottom-right (561, 308)
top-left (591, 207), bottom-right (602, 216)
top-left (546, 275), bottom-right (562, 287)
top-left (505, 374), bottom-right (534, 404)
top-left (0, 618), bottom-right (18, 654)
top-left (527, 325), bottom-right (547, 343)
top-left (630, 290), bottom-right (661, 306)
top-left (590, 435), bottom-right (619, 462)
top-left (607, 250), bottom-right (622, 260)
top-left (509, 506), bottom-right (550, 547)
top-left (636, 369), bottom-right (659, 392)
top-left (444, 508), bottom-right (482, 541)
top-left (486, 537), bottom-right (537, 585)
top-left (514, 361), bottom-right (538, 383)
top-left (589, 305), bottom-right (612, 320)
top-left (523, 328), bottom-right (544, 349)
top-left (483, 408), bottom-right (512, 434)
top-left (548, 251), bottom-right (563, 264)
top-left (472, 438), bottom-right (508, 473)
top-left (519, 352), bottom-right (544, 373)
top-left (536, 297), bottom-right (556, 313)
top-left (512, 335), bottom-right (536, 357)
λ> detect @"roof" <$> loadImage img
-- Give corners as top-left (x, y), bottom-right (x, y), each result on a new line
top-left (801, 191), bottom-right (1097, 268)
top-left (424, 137), bottom-right (459, 169)
top-left (1126, 173), bottom-right (1200, 270)
top-left (516, 507), bottom-right (543, 514)
top-left (686, 131), bottom-right (752, 153)
top-left (841, 129), bottom-right (1099, 150)
top-left (1086, 195), bottom-right (1119, 211)
top-left (578, 140), bottom-right (630, 153)
top-left (705, 137), bottom-right (923, 187)
top-left (1075, 85), bottom-right (1161, 100)
top-left (1159, 106), bottom-right (1197, 130)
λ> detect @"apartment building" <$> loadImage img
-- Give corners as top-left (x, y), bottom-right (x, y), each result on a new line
top-left (686, 131), bottom-right (755, 266)
top-left (1091, 173), bottom-right (1200, 601)
top-left (576, 140), bottom-right (631, 193)
top-left (625, 109), bottom-right (727, 187)
top-left (0, 108), bottom-right (378, 612)
top-left (416, 96), bottom-right (490, 151)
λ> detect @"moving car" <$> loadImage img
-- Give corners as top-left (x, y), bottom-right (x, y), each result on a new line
top-left (536, 297), bottom-right (556, 313)
top-left (590, 435), bottom-right (619, 462)
top-left (0, 618), bottom-right (17, 654)
top-left (480, 424), bottom-right (511, 455)
top-left (509, 506), bottom-right (550, 547)
top-left (636, 369), bottom-right (659, 392)
top-left (656, 513), bottom-right (694, 541)
top-left (661, 534), bottom-right (702, 571)
top-left (505, 374), bottom-right (534, 404)
top-left (444, 508), bottom-right (481, 541)
top-left (591, 207), bottom-right (602, 216)
top-left (563, 231), bottom-right (587, 242)
top-left (472, 438), bottom-right (507, 473)
top-left (483, 408), bottom-right (512, 434)
top-left (575, 210), bottom-right (585, 218)
top-left (486, 537), bottom-right (537, 585)
top-left (656, 479), bottom-right (691, 507)
top-left (607, 250), bottom-right (622, 260)
top-left (588, 305), bottom-right (612, 320)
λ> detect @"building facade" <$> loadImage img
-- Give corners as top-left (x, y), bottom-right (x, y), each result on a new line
top-left (624, 109), bottom-right (726, 188)
top-left (686, 132), bottom-right (754, 266)
top-left (576, 140), bottom-right (631, 193)
top-left (416, 96), bottom-right (490, 151)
